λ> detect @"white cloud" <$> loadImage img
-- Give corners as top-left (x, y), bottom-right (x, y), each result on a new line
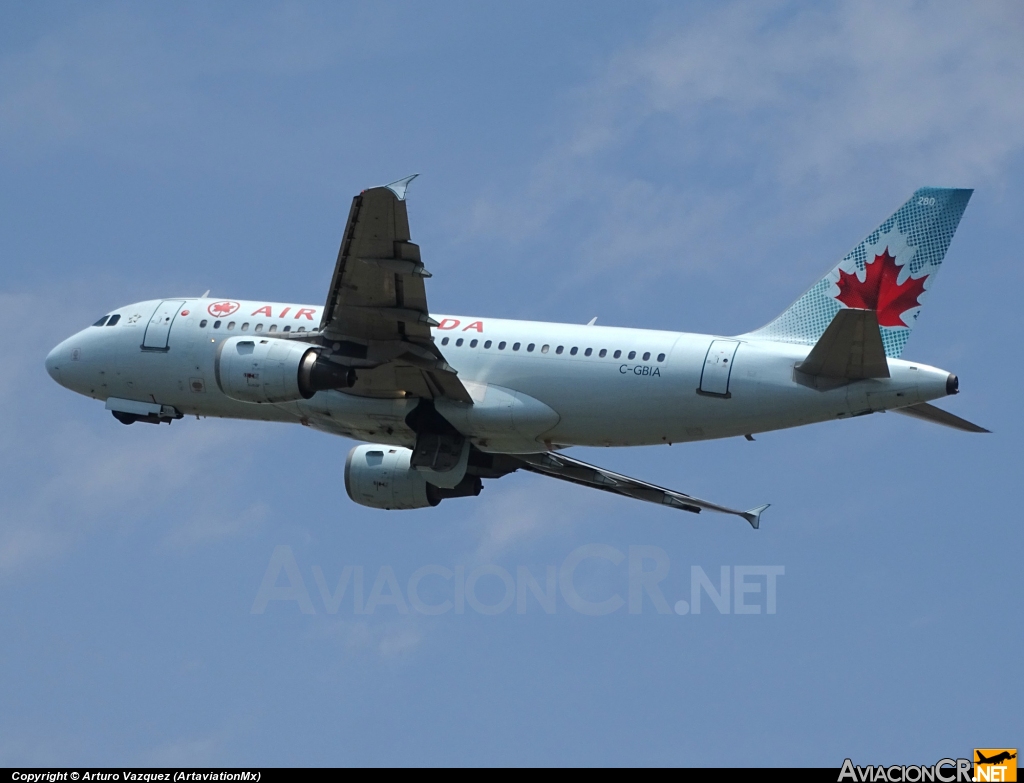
top-left (0, 5), bottom-right (372, 162)
top-left (467, 478), bottom-right (599, 564)
top-left (595, 1), bottom-right (1024, 184)
top-left (461, 1), bottom-right (1024, 290)
top-left (0, 289), bottom-right (277, 575)
top-left (161, 501), bottom-right (270, 550)
top-left (311, 617), bottom-right (425, 659)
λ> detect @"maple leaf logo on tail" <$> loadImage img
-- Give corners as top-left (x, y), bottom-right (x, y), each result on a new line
top-left (835, 249), bottom-right (928, 328)
top-left (744, 188), bottom-right (971, 358)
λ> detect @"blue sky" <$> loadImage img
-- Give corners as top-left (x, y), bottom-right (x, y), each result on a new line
top-left (1, 0), bottom-right (1021, 766)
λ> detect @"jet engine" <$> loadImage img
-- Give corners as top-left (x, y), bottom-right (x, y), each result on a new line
top-left (345, 444), bottom-right (482, 510)
top-left (215, 337), bottom-right (355, 404)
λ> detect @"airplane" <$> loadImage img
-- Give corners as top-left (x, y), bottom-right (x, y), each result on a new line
top-left (976, 752), bottom-right (1016, 766)
top-left (44, 176), bottom-right (988, 528)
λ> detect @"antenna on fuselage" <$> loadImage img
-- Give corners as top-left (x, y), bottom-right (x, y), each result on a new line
top-left (586, 317), bottom-right (597, 326)
top-left (200, 290), bottom-right (210, 298)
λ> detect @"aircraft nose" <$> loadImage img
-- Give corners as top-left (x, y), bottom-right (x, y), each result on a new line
top-left (45, 343), bottom-right (64, 385)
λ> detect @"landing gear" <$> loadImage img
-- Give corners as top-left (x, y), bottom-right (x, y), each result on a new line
top-left (406, 399), bottom-right (467, 472)
top-left (111, 408), bottom-right (182, 425)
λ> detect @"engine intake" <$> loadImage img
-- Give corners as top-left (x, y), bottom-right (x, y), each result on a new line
top-left (345, 444), bottom-right (482, 510)
top-left (215, 337), bottom-right (355, 404)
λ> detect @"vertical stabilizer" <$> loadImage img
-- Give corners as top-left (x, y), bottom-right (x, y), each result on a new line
top-left (746, 188), bottom-right (972, 358)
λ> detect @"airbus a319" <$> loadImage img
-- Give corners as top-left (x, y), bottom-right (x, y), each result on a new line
top-left (46, 177), bottom-right (986, 527)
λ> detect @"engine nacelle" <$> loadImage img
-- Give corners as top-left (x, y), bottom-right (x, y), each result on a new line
top-left (215, 337), bottom-right (355, 404)
top-left (345, 444), bottom-right (482, 510)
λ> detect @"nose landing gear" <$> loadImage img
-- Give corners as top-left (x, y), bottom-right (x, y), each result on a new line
top-left (106, 397), bottom-right (183, 425)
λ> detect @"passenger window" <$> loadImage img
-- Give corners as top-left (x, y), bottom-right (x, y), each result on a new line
top-left (613, 350), bottom-right (621, 359)
top-left (227, 321), bottom-right (236, 330)
top-left (643, 352), bottom-right (651, 361)
top-left (599, 349), bottom-right (607, 358)
top-left (93, 316), bottom-right (109, 327)
top-left (283, 325), bottom-right (291, 332)
top-left (527, 343), bottom-right (535, 352)
top-left (214, 320), bottom-right (222, 329)
top-left (470, 339), bottom-right (478, 348)
top-left (556, 346), bottom-right (564, 354)
top-left (456, 338), bottom-right (464, 347)
top-left (541, 344), bottom-right (549, 353)
top-left (513, 342), bottom-right (521, 351)
top-left (584, 348), bottom-right (593, 357)
top-left (297, 326), bottom-right (306, 332)
top-left (241, 323), bottom-right (249, 331)
top-left (254, 323), bottom-right (263, 332)
top-left (441, 337), bottom-right (449, 345)
top-left (106, 314), bottom-right (120, 326)
top-left (570, 347), bottom-right (578, 355)
top-left (657, 353), bottom-right (666, 362)
top-left (268, 324), bottom-right (277, 332)
top-left (498, 341), bottom-right (506, 350)
top-left (484, 340), bottom-right (492, 349)
top-left (200, 319), bottom-right (208, 328)
top-left (628, 350), bottom-right (636, 360)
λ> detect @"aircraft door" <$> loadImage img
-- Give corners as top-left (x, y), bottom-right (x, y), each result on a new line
top-left (698, 340), bottom-right (739, 397)
top-left (142, 300), bottom-right (187, 350)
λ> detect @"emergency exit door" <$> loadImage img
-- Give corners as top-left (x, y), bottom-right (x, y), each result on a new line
top-left (698, 340), bottom-right (739, 397)
top-left (142, 300), bottom-right (186, 350)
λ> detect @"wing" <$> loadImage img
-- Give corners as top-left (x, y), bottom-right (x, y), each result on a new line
top-left (512, 451), bottom-right (769, 529)
top-left (318, 175), bottom-right (472, 403)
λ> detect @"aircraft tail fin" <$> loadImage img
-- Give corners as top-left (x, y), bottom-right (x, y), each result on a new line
top-left (746, 188), bottom-right (972, 358)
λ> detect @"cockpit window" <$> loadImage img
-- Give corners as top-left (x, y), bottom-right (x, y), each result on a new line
top-left (106, 314), bottom-right (121, 326)
top-left (93, 316), bottom-right (109, 327)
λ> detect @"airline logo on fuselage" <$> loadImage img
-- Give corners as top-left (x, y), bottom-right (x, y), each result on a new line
top-left (207, 300), bottom-right (240, 317)
top-left (203, 303), bottom-right (480, 327)
top-left (205, 302), bottom-right (320, 321)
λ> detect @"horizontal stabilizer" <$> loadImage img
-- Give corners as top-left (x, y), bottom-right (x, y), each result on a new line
top-left (796, 308), bottom-right (889, 381)
top-left (893, 402), bottom-right (990, 433)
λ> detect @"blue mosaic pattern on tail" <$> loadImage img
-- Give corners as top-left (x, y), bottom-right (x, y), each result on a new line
top-left (744, 188), bottom-right (972, 358)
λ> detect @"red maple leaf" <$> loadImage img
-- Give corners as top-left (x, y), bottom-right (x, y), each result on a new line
top-left (208, 301), bottom-right (239, 317)
top-left (835, 248), bottom-right (927, 327)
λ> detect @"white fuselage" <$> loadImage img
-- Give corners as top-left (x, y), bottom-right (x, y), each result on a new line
top-left (45, 297), bottom-right (954, 451)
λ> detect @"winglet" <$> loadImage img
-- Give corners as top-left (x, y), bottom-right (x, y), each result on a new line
top-left (384, 174), bottom-right (419, 201)
top-left (742, 504), bottom-right (770, 530)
